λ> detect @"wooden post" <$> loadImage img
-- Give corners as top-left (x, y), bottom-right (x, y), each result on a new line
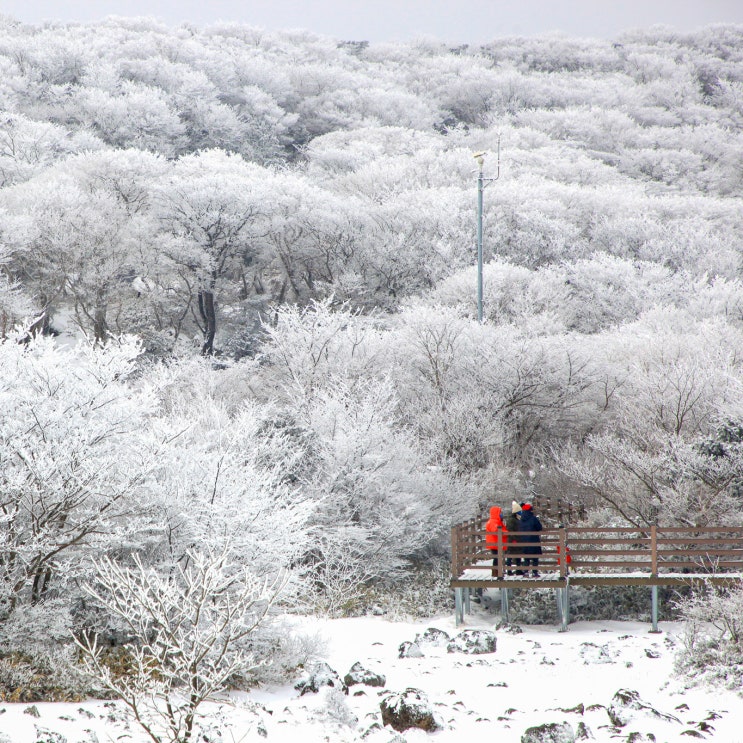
top-left (559, 527), bottom-right (567, 578)
top-left (497, 527), bottom-right (505, 579)
top-left (451, 525), bottom-right (459, 580)
top-left (650, 524), bottom-right (658, 575)
top-left (501, 587), bottom-right (509, 622)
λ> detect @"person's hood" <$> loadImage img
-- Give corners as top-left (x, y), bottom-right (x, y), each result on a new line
top-left (489, 506), bottom-right (502, 519)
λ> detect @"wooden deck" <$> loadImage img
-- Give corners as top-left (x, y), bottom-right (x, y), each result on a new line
top-left (450, 518), bottom-right (743, 629)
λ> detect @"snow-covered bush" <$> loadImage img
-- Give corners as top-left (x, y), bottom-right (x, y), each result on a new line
top-left (675, 582), bottom-right (743, 690)
top-left (0, 335), bottom-right (159, 614)
top-left (77, 547), bottom-right (285, 743)
top-left (0, 600), bottom-right (93, 701)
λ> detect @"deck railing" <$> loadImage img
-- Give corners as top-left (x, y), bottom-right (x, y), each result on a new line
top-left (451, 521), bottom-right (743, 581)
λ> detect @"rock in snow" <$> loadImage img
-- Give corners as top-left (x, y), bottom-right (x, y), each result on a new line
top-left (521, 721), bottom-right (575, 742)
top-left (447, 628), bottom-right (497, 654)
top-left (343, 661), bottom-right (386, 688)
top-left (398, 640), bottom-right (424, 658)
top-left (379, 688), bottom-right (442, 733)
top-left (294, 661), bottom-right (347, 696)
top-left (414, 627), bottom-right (451, 648)
top-left (607, 688), bottom-right (680, 727)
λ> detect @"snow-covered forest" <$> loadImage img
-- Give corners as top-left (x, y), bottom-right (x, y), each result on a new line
top-left (1, 14), bottom-right (743, 732)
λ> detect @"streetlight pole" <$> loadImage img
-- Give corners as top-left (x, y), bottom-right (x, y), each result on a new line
top-left (473, 140), bottom-right (500, 324)
top-left (475, 156), bottom-right (484, 323)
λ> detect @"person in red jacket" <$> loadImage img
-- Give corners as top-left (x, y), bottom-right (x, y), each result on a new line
top-left (485, 506), bottom-right (508, 575)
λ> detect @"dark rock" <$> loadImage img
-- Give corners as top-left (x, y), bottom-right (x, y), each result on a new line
top-left (575, 721), bottom-right (593, 740)
top-left (680, 732), bottom-right (705, 738)
top-left (24, 706), bottom-right (40, 718)
top-left (360, 722), bottom-right (382, 738)
top-left (380, 688), bottom-right (442, 733)
top-left (608, 689), bottom-right (679, 728)
top-left (343, 661), bottom-right (386, 688)
top-left (521, 721), bottom-right (575, 742)
top-left (447, 629), bottom-right (497, 654)
top-left (414, 627), bottom-right (451, 648)
top-left (554, 703), bottom-right (584, 715)
top-left (496, 621), bottom-right (524, 634)
top-left (579, 642), bottom-right (613, 664)
top-left (33, 728), bottom-right (67, 743)
top-left (398, 641), bottom-right (424, 658)
top-left (294, 661), bottom-right (347, 696)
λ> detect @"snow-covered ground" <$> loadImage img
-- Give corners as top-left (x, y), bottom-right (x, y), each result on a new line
top-left (2, 589), bottom-right (741, 742)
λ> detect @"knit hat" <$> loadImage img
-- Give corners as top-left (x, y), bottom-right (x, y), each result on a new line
top-left (521, 503), bottom-right (533, 511)
top-left (511, 500), bottom-right (521, 514)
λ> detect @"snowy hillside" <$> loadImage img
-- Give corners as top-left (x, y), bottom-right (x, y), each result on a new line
top-left (2, 606), bottom-right (741, 743)
top-left (2, 15), bottom-right (743, 742)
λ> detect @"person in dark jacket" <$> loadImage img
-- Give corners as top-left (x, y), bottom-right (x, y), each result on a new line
top-left (505, 501), bottom-right (522, 576)
top-left (518, 503), bottom-right (543, 577)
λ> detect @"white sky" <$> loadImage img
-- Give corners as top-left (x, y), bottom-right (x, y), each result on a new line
top-left (1, 0), bottom-right (742, 43)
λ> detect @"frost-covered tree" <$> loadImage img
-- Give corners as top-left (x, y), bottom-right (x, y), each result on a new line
top-left (2, 150), bottom-right (163, 342)
top-left (144, 357), bottom-right (315, 579)
top-left (0, 335), bottom-right (159, 613)
top-left (153, 150), bottom-right (267, 354)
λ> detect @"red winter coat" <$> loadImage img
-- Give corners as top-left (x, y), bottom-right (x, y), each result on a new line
top-left (557, 544), bottom-right (572, 565)
top-left (485, 506), bottom-right (508, 551)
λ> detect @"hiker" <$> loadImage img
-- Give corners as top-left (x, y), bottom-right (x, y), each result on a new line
top-left (506, 500), bottom-right (522, 575)
top-left (485, 505), bottom-right (507, 575)
top-left (518, 503), bottom-right (543, 577)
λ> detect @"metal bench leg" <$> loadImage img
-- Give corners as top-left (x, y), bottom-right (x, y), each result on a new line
top-left (650, 585), bottom-right (660, 633)
top-left (455, 588), bottom-right (465, 626)
top-left (558, 586), bottom-right (569, 632)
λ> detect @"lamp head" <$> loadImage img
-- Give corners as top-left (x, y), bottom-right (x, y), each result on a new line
top-left (473, 151), bottom-right (486, 169)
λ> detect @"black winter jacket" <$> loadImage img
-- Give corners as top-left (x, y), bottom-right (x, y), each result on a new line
top-left (518, 510), bottom-right (543, 555)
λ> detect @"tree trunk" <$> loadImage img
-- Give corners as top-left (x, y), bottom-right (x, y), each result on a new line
top-left (198, 289), bottom-right (216, 355)
top-left (93, 303), bottom-right (108, 344)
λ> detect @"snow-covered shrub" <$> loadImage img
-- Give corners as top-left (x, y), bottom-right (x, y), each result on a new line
top-left (77, 547), bottom-right (285, 742)
top-left (352, 558), bottom-right (454, 619)
top-left (0, 600), bottom-right (91, 701)
top-left (323, 687), bottom-right (358, 727)
top-left (675, 582), bottom-right (743, 690)
top-left (247, 624), bottom-right (328, 685)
